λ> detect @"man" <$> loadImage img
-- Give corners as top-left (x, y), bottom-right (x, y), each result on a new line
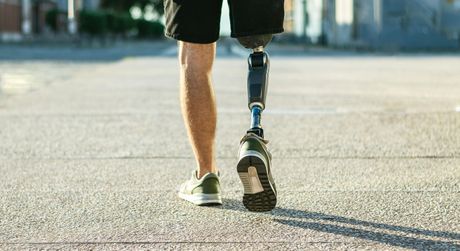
top-left (164, 0), bottom-right (284, 211)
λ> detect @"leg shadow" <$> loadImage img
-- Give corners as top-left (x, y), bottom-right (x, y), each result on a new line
top-left (221, 198), bottom-right (460, 250)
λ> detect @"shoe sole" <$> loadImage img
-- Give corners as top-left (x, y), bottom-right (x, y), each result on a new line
top-left (237, 150), bottom-right (277, 212)
top-left (178, 192), bottom-right (222, 206)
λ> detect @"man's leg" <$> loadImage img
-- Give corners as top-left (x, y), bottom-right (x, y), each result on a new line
top-left (179, 41), bottom-right (217, 179)
top-left (164, 0), bottom-right (223, 205)
top-left (227, 0), bottom-right (285, 211)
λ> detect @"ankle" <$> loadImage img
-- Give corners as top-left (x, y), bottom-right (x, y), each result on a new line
top-left (197, 168), bottom-right (218, 179)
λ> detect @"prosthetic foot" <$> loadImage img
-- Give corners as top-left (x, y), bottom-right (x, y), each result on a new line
top-left (236, 35), bottom-right (277, 212)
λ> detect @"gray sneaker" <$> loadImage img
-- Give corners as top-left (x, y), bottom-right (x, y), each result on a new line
top-left (178, 170), bottom-right (222, 206)
top-left (237, 132), bottom-right (277, 212)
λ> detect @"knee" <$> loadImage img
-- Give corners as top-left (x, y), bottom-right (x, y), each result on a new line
top-left (179, 42), bottom-right (215, 74)
top-left (237, 34), bottom-right (273, 49)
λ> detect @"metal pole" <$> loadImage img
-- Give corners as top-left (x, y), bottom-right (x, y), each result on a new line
top-left (302, 0), bottom-right (308, 42)
top-left (373, 0), bottom-right (382, 33)
top-left (250, 106), bottom-right (262, 129)
top-left (21, 0), bottom-right (32, 35)
top-left (68, 0), bottom-right (77, 35)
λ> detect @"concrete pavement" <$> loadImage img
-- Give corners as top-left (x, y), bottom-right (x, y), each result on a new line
top-left (0, 46), bottom-right (459, 250)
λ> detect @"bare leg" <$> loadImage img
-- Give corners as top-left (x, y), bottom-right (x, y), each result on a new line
top-left (179, 41), bottom-right (217, 179)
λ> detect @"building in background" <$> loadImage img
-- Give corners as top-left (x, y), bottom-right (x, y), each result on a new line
top-left (0, 0), bottom-right (99, 42)
top-left (282, 0), bottom-right (323, 43)
top-left (1, 0), bottom-right (64, 41)
top-left (322, 0), bottom-right (460, 49)
top-left (0, 0), bottom-right (24, 41)
top-left (284, 0), bottom-right (295, 33)
top-left (3, 0), bottom-right (460, 49)
top-left (282, 0), bottom-right (460, 49)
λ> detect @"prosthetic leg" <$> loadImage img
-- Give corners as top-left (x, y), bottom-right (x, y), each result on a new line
top-left (236, 34), bottom-right (277, 212)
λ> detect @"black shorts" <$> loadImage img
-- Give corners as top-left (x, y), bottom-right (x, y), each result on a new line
top-left (164, 0), bottom-right (285, 44)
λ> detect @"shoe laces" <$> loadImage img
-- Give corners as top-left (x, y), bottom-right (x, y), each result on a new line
top-left (239, 132), bottom-right (269, 145)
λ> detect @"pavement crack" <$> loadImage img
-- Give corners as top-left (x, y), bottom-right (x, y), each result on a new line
top-left (1, 155), bottom-right (459, 161)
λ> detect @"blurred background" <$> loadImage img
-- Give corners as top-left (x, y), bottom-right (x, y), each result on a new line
top-left (1, 0), bottom-right (460, 49)
top-left (2, 0), bottom-right (460, 96)
top-left (1, 1), bottom-right (460, 248)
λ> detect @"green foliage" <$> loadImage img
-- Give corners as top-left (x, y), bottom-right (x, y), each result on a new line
top-left (106, 12), bottom-right (135, 34)
top-left (136, 19), bottom-right (164, 38)
top-left (78, 8), bottom-right (164, 39)
top-left (79, 10), bottom-right (136, 36)
top-left (45, 9), bottom-right (60, 32)
top-left (79, 10), bottom-right (109, 35)
top-left (100, 0), bottom-right (164, 17)
top-left (148, 0), bottom-right (164, 16)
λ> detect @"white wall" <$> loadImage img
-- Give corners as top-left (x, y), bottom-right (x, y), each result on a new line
top-left (220, 2), bottom-right (231, 36)
top-left (293, 0), bottom-right (322, 42)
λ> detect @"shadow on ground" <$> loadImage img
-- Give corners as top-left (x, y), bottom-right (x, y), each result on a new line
top-left (3, 40), bottom-right (459, 62)
top-left (220, 198), bottom-right (460, 250)
top-left (0, 41), bottom-right (176, 61)
top-left (0, 39), bottom-right (240, 61)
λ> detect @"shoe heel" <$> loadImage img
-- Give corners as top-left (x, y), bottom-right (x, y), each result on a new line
top-left (238, 165), bottom-right (264, 194)
top-left (237, 154), bottom-right (277, 212)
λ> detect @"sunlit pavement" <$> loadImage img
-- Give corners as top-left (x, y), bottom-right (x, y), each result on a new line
top-left (0, 44), bottom-right (459, 250)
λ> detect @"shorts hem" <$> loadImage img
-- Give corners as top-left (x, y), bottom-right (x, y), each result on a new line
top-left (165, 32), bottom-right (219, 44)
top-left (231, 28), bottom-right (284, 38)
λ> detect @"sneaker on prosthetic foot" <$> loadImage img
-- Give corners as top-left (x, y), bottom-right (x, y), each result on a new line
top-left (237, 132), bottom-right (277, 211)
top-left (178, 170), bottom-right (222, 206)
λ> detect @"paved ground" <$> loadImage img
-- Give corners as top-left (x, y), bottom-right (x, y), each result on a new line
top-left (0, 43), bottom-right (459, 250)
